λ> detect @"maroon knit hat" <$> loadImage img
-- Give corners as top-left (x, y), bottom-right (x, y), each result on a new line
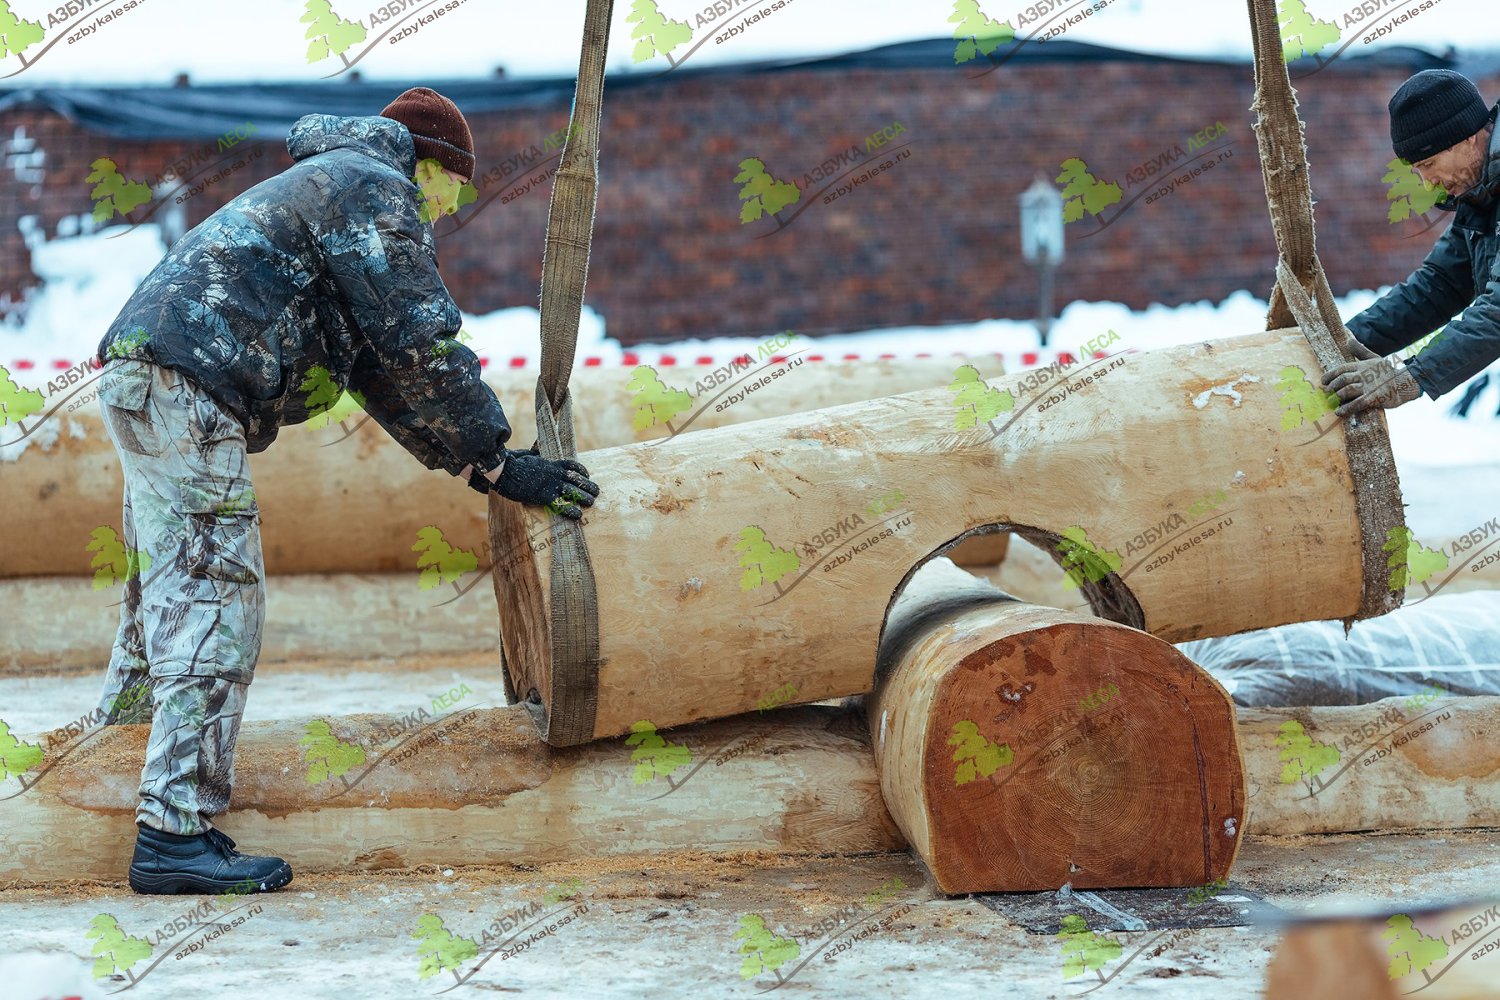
top-left (380, 87), bottom-right (475, 180)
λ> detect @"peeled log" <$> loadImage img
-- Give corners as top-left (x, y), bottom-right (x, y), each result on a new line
top-left (0, 358), bottom-right (992, 578)
top-left (949, 531), bottom-right (1008, 567)
top-left (868, 560), bottom-right (1245, 893)
top-left (0, 705), bottom-right (900, 885)
top-left (0, 573), bottom-right (503, 674)
top-left (1239, 696), bottom-right (1500, 835)
top-left (493, 330), bottom-right (1405, 746)
top-left (3, 695), bottom-right (1498, 886)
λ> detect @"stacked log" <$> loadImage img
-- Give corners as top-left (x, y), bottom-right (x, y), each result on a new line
top-left (4, 690), bottom-right (1494, 885)
top-left (0, 704), bottom-right (900, 885)
top-left (492, 329), bottom-right (1404, 745)
top-left (0, 357), bottom-right (1001, 577)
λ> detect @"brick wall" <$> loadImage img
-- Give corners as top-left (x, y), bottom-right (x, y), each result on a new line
top-left (1, 50), bottom-right (1489, 346)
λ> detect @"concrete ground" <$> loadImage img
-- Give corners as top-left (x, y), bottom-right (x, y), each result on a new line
top-left (2, 829), bottom-right (1498, 1000)
top-left (2, 644), bottom-right (1497, 1000)
top-left (5, 545), bottom-right (1499, 1000)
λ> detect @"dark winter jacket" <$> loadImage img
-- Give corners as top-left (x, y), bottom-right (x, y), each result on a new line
top-left (96, 114), bottom-right (510, 476)
top-left (1349, 103), bottom-right (1500, 399)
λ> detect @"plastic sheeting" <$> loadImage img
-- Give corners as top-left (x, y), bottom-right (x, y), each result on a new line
top-left (1177, 591), bottom-right (1500, 707)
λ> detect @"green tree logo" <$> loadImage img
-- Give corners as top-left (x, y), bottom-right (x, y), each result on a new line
top-left (735, 914), bottom-right (800, 983)
top-left (1057, 914), bottom-right (1122, 983)
top-left (1056, 527), bottom-right (1122, 590)
top-left (107, 326), bottom-right (151, 361)
top-left (414, 157), bottom-right (478, 224)
top-left (1384, 158), bottom-right (1447, 224)
top-left (733, 526), bottom-right (801, 595)
top-left (735, 157), bottom-right (801, 225)
top-left (947, 364), bottom-right (1015, 429)
top-left (302, 0), bottom-right (366, 67)
top-left (628, 365), bottom-right (693, 433)
top-left (625, 720), bottom-right (694, 786)
top-left (1383, 527), bottom-right (1449, 594)
top-left (214, 488), bottom-right (256, 517)
top-left (626, 0), bottom-right (693, 65)
top-left (413, 526), bottom-right (479, 595)
top-left (0, 1), bottom-right (45, 66)
top-left (0, 363), bottom-right (45, 430)
top-left (1275, 365), bottom-right (1340, 433)
top-left (300, 365), bottom-right (366, 433)
top-left (299, 719), bottom-right (367, 786)
top-left (86, 526), bottom-right (151, 590)
top-left (1275, 720), bottom-right (1340, 785)
top-left (1057, 158), bottom-right (1122, 224)
top-left (87, 914), bottom-right (153, 982)
top-left (0, 720), bottom-right (43, 781)
top-left (104, 682), bottom-right (153, 725)
top-left (86, 158), bottom-right (153, 225)
top-left (1382, 913), bottom-right (1449, 981)
top-left (431, 328), bottom-right (473, 359)
top-left (949, 720), bottom-right (1013, 786)
top-left (1279, 0), bottom-right (1340, 61)
top-left (413, 913), bottom-right (478, 983)
top-left (949, 0), bottom-right (1014, 64)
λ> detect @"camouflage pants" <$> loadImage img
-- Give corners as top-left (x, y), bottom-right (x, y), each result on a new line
top-left (97, 359), bottom-right (264, 836)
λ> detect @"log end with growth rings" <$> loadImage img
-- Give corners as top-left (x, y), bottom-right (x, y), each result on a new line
top-left (871, 563), bottom-right (1245, 894)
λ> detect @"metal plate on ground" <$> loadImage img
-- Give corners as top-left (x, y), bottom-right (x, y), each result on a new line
top-left (974, 883), bottom-right (1284, 934)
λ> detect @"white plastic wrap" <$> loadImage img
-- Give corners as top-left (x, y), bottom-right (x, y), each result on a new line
top-left (1176, 591), bottom-right (1500, 706)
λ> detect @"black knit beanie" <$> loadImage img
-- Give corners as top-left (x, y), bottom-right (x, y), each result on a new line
top-left (1389, 70), bottom-right (1489, 162)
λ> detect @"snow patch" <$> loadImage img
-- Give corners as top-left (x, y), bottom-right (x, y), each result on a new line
top-left (2, 225), bottom-right (166, 377)
top-left (0, 953), bottom-right (103, 999)
top-left (0, 410), bottom-right (60, 462)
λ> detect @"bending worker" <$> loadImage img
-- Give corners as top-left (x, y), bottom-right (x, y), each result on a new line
top-left (93, 88), bottom-right (598, 895)
top-left (1326, 70), bottom-right (1500, 414)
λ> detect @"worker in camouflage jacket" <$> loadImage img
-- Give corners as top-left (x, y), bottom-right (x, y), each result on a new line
top-left (1328, 70), bottom-right (1500, 414)
top-left (93, 88), bottom-right (599, 895)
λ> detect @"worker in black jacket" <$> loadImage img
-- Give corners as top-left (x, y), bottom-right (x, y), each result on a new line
top-left (1326, 70), bottom-right (1500, 415)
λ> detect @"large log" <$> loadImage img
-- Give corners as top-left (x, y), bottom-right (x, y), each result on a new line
top-left (492, 329), bottom-right (1405, 746)
top-left (1263, 901), bottom-right (1500, 1000)
top-left (0, 358), bottom-right (995, 578)
top-left (1238, 696), bottom-right (1500, 835)
top-left (2, 694), bottom-right (1498, 886)
top-left (0, 573), bottom-right (502, 674)
top-left (868, 560), bottom-right (1245, 893)
top-left (987, 526), bottom-right (1500, 616)
top-left (0, 705), bottom-right (901, 886)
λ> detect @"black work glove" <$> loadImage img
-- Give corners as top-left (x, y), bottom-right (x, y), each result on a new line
top-left (477, 445), bottom-right (599, 520)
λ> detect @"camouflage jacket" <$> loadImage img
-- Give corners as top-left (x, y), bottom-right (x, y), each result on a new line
top-left (96, 114), bottom-right (510, 476)
top-left (1350, 104), bottom-right (1500, 399)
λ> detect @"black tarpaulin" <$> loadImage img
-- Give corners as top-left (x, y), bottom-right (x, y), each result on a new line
top-left (0, 38), bottom-right (1451, 140)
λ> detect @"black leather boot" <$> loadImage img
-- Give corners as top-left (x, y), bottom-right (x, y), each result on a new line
top-left (128, 824), bottom-right (293, 895)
